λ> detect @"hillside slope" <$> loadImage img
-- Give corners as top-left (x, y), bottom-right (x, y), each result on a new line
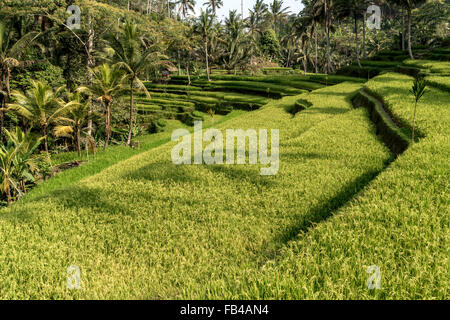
top-left (0, 82), bottom-right (393, 299)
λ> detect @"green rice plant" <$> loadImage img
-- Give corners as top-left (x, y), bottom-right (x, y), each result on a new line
top-left (0, 68), bottom-right (446, 299)
top-left (424, 75), bottom-right (450, 92)
top-left (0, 82), bottom-right (394, 300)
top-left (403, 60), bottom-right (450, 74)
top-left (246, 71), bottom-right (449, 299)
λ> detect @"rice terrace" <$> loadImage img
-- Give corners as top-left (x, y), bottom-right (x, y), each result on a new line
top-left (0, 0), bottom-right (448, 303)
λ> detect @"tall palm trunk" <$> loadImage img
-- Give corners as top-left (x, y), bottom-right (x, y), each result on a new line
top-left (401, 7), bottom-right (405, 51)
top-left (105, 101), bottom-right (112, 149)
top-left (362, 12), bottom-right (367, 58)
top-left (205, 40), bottom-right (211, 81)
top-left (6, 185), bottom-right (11, 206)
top-left (303, 50), bottom-right (308, 76)
top-left (42, 125), bottom-right (49, 153)
top-left (286, 47), bottom-right (291, 68)
top-left (76, 124), bottom-right (81, 157)
top-left (0, 79), bottom-right (4, 144)
top-left (6, 66), bottom-right (11, 96)
top-left (407, 8), bottom-right (414, 60)
top-left (187, 50), bottom-right (192, 85)
top-left (325, 0), bottom-right (331, 74)
top-left (178, 50), bottom-right (182, 76)
top-left (86, 12), bottom-right (95, 151)
top-left (0, 101), bottom-right (4, 144)
top-left (314, 24), bottom-right (318, 74)
top-left (127, 77), bottom-right (135, 146)
top-left (355, 15), bottom-right (362, 68)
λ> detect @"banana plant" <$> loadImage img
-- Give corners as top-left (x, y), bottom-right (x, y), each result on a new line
top-left (0, 127), bottom-right (44, 205)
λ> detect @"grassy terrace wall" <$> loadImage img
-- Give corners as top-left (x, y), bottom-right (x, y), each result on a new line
top-left (0, 82), bottom-right (394, 299)
top-left (243, 72), bottom-right (449, 299)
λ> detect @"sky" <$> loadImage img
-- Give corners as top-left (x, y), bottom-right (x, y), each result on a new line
top-left (194, 0), bottom-right (304, 20)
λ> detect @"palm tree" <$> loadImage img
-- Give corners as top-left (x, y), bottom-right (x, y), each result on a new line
top-left (79, 64), bottom-right (126, 149)
top-left (292, 16), bottom-right (312, 74)
top-left (296, 2), bottom-right (318, 73)
top-left (7, 81), bottom-right (74, 153)
top-left (105, 20), bottom-right (163, 146)
top-left (177, 0), bottom-right (196, 19)
top-left (221, 11), bottom-right (249, 73)
top-left (389, 0), bottom-right (426, 60)
top-left (312, 0), bottom-right (335, 74)
top-left (249, 0), bottom-right (269, 32)
top-left (0, 23), bottom-right (39, 98)
top-left (194, 9), bottom-right (214, 81)
top-left (54, 93), bottom-right (92, 157)
top-left (203, 0), bottom-right (223, 16)
top-left (337, 0), bottom-right (366, 68)
top-left (0, 22), bottom-right (40, 140)
top-left (269, 0), bottom-right (291, 34)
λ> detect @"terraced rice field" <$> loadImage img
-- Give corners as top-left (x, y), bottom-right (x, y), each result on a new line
top-left (0, 63), bottom-right (448, 299)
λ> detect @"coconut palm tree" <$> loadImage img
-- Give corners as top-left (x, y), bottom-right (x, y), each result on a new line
top-left (194, 9), bottom-right (215, 81)
top-left (269, 0), bottom-right (291, 34)
top-left (312, 0), bottom-right (335, 74)
top-left (389, 0), bottom-right (427, 59)
top-left (0, 22), bottom-right (40, 98)
top-left (105, 20), bottom-right (166, 146)
top-left (221, 10), bottom-right (249, 73)
top-left (292, 16), bottom-right (312, 74)
top-left (7, 81), bottom-right (74, 153)
top-left (301, 0), bottom-right (324, 74)
top-left (336, 0), bottom-right (366, 68)
top-left (0, 22), bottom-right (40, 140)
top-left (203, 0), bottom-right (223, 16)
top-left (249, 0), bottom-right (269, 32)
top-left (54, 93), bottom-right (92, 157)
top-left (79, 64), bottom-right (126, 149)
top-left (177, 0), bottom-right (196, 19)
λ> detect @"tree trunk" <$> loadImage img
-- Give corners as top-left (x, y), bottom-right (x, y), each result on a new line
top-left (401, 7), bottom-right (405, 51)
top-left (205, 40), bottom-right (211, 81)
top-left (0, 101), bottom-right (4, 144)
top-left (76, 125), bottom-right (81, 157)
top-left (105, 101), bottom-right (112, 149)
top-left (126, 78), bottom-right (135, 146)
top-left (286, 47), bottom-right (291, 68)
top-left (362, 12), bottom-right (367, 58)
top-left (303, 56), bottom-right (308, 76)
top-left (407, 8), bottom-right (414, 60)
top-left (314, 24), bottom-right (318, 74)
top-left (303, 41), bottom-right (308, 75)
top-left (86, 12), bottom-right (95, 151)
top-left (187, 50), bottom-right (192, 85)
top-left (355, 16), bottom-right (362, 68)
top-left (6, 66), bottom-right (11, 97)
top-left (0, 79), bottom-right (4, 144)
top-left (178, 50), bottom-right (182, 76)
top-left (43, 125), bottom-right (49, 153)
top-left (6, 185), bottom-right (11, 206)
top-left (325, 0), bottom-right (331, 74)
